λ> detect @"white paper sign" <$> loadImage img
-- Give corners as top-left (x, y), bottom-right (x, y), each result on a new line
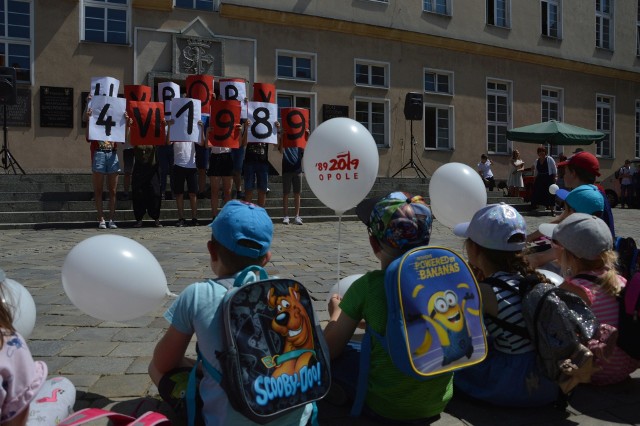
top-left (88, 96), bottom-right (127, 142)
top-left (247, 101), bottom-right (277, 144)
top-left (90, 76), bottom-right (120, 97)
top-left (220, 79), bottom-right (248, 119)
top-left (170, 98), bottom-right (201, 143)
top-left (157, 81), bottom-right (181, 117)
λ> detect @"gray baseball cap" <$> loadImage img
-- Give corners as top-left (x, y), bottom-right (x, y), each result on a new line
top-left (538, 213), bottom-right (612, 260)
top-left (453, 203), bottom-right (527, 252)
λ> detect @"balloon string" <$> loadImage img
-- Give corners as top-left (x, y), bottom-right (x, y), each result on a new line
top-left (337, 214), bottom-right (342, 295)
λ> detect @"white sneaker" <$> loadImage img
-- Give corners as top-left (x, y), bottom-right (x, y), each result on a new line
top-left (282, 216), bottom-right (290, 225)
top-left (294, 216), bottom-right (303, 225)
top-left (108, 220), bottom-right (118, 229)
top-left (98, 220), bottom-right (106, 229)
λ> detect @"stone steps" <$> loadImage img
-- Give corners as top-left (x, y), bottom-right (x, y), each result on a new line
top-left (0, 174), bottom-right (525, 229)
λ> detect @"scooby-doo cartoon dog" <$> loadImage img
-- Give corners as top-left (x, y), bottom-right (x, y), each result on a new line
top-left (267, 283), bottom-right (315, 378)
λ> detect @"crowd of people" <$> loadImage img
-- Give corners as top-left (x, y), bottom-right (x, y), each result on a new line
top-left (83, 94), bottom-right (306, 230)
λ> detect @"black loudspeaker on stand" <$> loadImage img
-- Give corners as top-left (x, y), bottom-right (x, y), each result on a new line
top-left (393, 92), bottom-right (427, 178)
top-left (0, 66), bottom-right (25, 174)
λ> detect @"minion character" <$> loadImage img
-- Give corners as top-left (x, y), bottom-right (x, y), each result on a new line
top-left (413, 285), bottom-right (478, 366)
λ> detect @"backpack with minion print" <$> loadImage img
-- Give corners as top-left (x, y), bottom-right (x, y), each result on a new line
top-left (351, 246), bottom-right (488, 416)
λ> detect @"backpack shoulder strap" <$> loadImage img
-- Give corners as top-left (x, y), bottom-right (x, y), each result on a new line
top-left (187, 346), bottom-right (223, 426)
top-left (233, 265), bottom-right (269, 287)
top-left (350, 328), bottom-right (374, 417)
top-left (482, 276), bottom-right (530, 339)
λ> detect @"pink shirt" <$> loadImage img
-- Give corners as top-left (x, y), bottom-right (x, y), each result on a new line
top-left (0, 330), bottom-right (47, 422)
top-left (565, 271), bottom-right (640, 385)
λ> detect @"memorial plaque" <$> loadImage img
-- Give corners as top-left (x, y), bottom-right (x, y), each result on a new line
top-left (322, 104), bottom-right (348, 122)
top-left (40, 86), bottom-right (74, 128)
top-left (0, 88), bottom-right (31, 127)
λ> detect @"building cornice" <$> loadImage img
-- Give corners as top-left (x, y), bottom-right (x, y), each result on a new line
top-left (219, 4), bottom-right (640, 83)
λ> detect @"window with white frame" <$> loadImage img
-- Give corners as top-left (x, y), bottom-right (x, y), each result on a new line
top-left (541, 87), bottom-right (563, 156)
top-left (541, 0), bottom-right (561, 38)
top-left (354, 59), bottom-right (389, 88)
top-left (355, 97), bottom-right (389, 147)
top-left (424, 69), bottom-right (453, 95)
top-left (423, 0), bottom-right (451, 15)
top-left (82, 0), bottom-right (129, 45)
top-left (595, 0), bottom-right (613, 50)
top-left (276, 50), bottom-right (315, 81)
top-left (487, 80), bottom-right (511, 154)
top-left (596, 95), bottom-right (614, 158)
top-left (0, 0), bottom-right (31, 83)
top-left (487, 0), bottom-right (510, 28)
top-left (175, 0), bottom-right (217, 11)
top-left (276, 91), bottom-right (316, 131)
top-left (635, 100), bottom-right (640, 158)
top-left (424, 104), bottom-right (454, 150)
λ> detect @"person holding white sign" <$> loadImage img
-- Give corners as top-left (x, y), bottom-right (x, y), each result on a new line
top-left (166, 120), bottom-right (200, 227)
top-left (84, 94), bottom-right (127, 230)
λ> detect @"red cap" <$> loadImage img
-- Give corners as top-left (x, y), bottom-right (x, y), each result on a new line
top-left (557, 152), bottom-right (601, 176)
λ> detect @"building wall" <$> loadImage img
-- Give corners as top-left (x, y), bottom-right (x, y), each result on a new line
top-left (5, 0), bottom-right (640, 181)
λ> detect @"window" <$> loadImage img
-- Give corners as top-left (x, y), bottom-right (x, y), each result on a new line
top-left (175, 0), bottom-right (216, 11)
top-left (423, 0), bottom-right (451, 15)
top-left (355, 97), bottom-right (389, 147)
top-left (636, 100), bottom-right (640, 158)
top-left (487, 0), bottom-right (510, 27)
top-left (541, 0), bottom-right (561, 38)
top-left (354, 59), bottom-right (389, 88)
top-left (277, 91), bottom-right (316, 130)
top-left (424, 105), bottom-right (454, 150)
top-left (595, 0), bottom-right (613, 50)
top-left (596, 95), bottom-right (614, 158)
top-left (0, 0), bottom-right (31, 83)
top-left (424, 68), bottom-right (453, 95)
top-left (81, 0), bottom-right (129, 45)
top-left (486, 80), bottom-right (511, 154)
top-left (541, 87), bottom-right (563, 156)
top-left (276, 50), bottom-right (315, 81)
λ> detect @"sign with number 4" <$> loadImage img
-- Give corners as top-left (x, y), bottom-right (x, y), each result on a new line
top-left (88, 96), bottom-right (127, 142)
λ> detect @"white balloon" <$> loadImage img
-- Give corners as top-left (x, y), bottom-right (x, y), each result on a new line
top-left (302, 118), bottom-right (379, 215)
top-left (537, 268), bottom-right (564, 286)
top-left (61, 235), bottom-right (170, 322)
top-left (429, 162), bottom-right (488, 229)
top-left (549, 184), bottom-right (559, 195)
top-left (1, 278), bottom-right (36, 338)
top-left (327, 274), bottom-right (364, 303)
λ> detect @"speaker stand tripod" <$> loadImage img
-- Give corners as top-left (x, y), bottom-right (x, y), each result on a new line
top-left (392, 120), bottom-right (426, 178)
top-left (1, 104), bottom-right (25, 174)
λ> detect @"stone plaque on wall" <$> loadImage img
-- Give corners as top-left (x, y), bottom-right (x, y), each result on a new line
top-left (0, 88), bottom-right (31, 127)
top-left (173, 35), bottom-right (223, 77)
top-left (322, 104), bottom-right (349, 122)
top-left (40, 86), bottom-right (74, 128)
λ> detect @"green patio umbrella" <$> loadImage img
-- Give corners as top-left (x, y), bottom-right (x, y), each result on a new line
top-left (506, 120), bottom-right (605, 145)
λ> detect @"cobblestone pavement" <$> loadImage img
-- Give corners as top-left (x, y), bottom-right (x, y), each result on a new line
top-left (0, 208), bottom-right (639, 425)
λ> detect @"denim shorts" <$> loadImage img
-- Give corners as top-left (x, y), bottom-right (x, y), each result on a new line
top-left (243, 161), bottom-right (268, 191)
top-left (231, 146), bottom-right (245, 173)
top-left (92, 151), bottom-right (121, 174)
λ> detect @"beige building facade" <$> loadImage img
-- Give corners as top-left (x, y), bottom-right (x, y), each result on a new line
top-left (2, 0), bottom-right (640, 180)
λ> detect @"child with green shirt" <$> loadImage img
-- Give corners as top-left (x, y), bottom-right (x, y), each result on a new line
top-left (323, 191), bottom-right (454, 424)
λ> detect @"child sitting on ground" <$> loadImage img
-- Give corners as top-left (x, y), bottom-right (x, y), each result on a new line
top-left (147, 200), bottom-right (312, 425)
top-left (323, 192), bottom-right (453, 424)
top-left (540, 214), bottom-right (640, 385)
top-left (452, 204), bottom-right (561, 406)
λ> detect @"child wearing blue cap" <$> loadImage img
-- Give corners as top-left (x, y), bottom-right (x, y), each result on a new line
top-left (323, 192), bottom-right (453, 423)
top-left (452, 203), bottom-right (560, 406)
top-left (148, 200), bottom-right (312, 425)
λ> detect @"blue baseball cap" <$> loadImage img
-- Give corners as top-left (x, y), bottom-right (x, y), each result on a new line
top-left (454, 203), bottom-right (527, 252)
top-left (555, 184), bottom-right (604, 215)
top-left (209, 200), bottom-right (273, 258)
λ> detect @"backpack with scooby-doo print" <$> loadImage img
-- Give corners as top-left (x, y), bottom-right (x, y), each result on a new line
top-left (186, 265), bottom-right (331, 425)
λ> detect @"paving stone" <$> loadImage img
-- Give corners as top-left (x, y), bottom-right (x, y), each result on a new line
top-left (60, 357), bottom-right (134, 375)
top-left (29, 324), bottom-right (75, 340)
top-left (64, 327), bottom-right (120, 341)
top-left (109, 342), bottom-right (157, 357)
top-left (28, 339), bottom-right (73, 357)
top-left (89, 374), bottom-right (152, 398)
top-left (113, 328), bottom-right (163, 342)
top-left (59, 341), bottom-right (119, 357)
top-left (126, 356), bottom-right (152, 374)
